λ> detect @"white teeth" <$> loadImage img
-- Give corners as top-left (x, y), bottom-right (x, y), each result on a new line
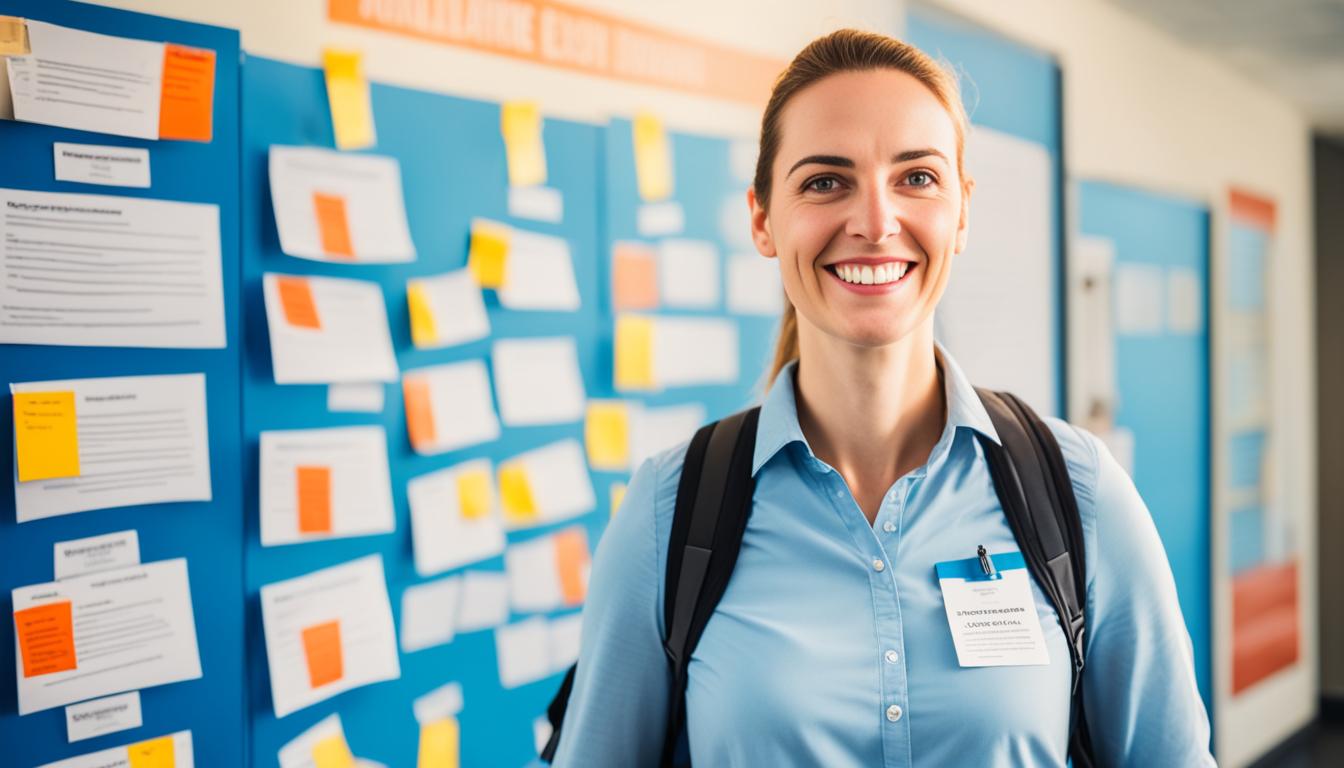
top-left (834, 263), bottom-right (911, 285)
top-left (860, 265), bottom-right (874, 284)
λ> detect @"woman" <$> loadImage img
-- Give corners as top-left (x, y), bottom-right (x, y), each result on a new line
top-left (554, 29), bottom-right (1214, 766)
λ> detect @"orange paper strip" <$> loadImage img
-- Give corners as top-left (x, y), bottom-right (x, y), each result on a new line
top-left (159, 44), bottom-right (216, 142)
top-left (612, 243), bottom-right (658, 310)
top-left (313, 192), bottom-right (355, 258)
top-left (277, 276), bottom-right (322, 329)
top-left (403, 377), bottom-right (437, 451)
top-left (301, 620), bottom-right (344, 688)
top-left (554, 529), bottom-right (590, 605)
top-left (14, 601), bottom-right (77, 678)
top-left (296, 465), bottom-right (333, 534)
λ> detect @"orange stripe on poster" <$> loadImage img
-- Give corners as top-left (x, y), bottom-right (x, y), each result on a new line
top-left (159, 44), bottom-right (216, 142)
top-left (1231, 560), bottom-right (1300, 695)
top-left (277, 276), bottom-right (322, 329)
top-left (313, 192), bottom-right (356, 258)
top-left (15, 601), bottom-right (77, 678)
top-left (327, 0), bottom-right (784, 105)
top-left (553, 527), bottom-right (590, 605)
top-left (302, 620), bottom-right (345, 688)
top-left (297, 465), bottom-right (334, 534)
top-left (1229, 188), bottom-right (1276, 232)
top-left (403, 377), bottom-right (437, 451)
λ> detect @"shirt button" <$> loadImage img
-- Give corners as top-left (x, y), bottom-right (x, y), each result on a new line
top-left (882, 521), bottom-right (896, 533)
top-left (885, 650), bottom-right (899, 664)
top-left (835, 489), bottom-right (845, 499)
top-left (886, 704), bottom-right (903, 722)
top-left (872, 559), bottom-right (885, 572)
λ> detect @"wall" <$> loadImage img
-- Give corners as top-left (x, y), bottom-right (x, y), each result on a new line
top-left (1316, 136), bottom-right (1344, 702)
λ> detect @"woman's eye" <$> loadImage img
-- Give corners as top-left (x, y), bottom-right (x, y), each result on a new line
top-left (806, 176), bottom-right (839, 193)
top-left (907, 171), bottom-right (934, 187)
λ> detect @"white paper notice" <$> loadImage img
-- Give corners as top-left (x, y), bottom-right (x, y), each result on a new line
top-left (658, 239), bottom-right (719, 309)
top-left (37, 730), bottom-right (194, 768)
top-left (630, 403), bottom-right (706, 469)
top-left (499, 439), bottom-right (596, 530)
top-left (262, 273), bottom-right (398, 384)
top-left (12, 373), bottom-right (212, 523)
top-left (455, 570), bottom-right (509, 633)
top-left (400, 575), bottom-right (462, 653)
top-left (1167, 267), bottom-right (1204, 334)
top-left (495, 613), bottom-right (583, 689)
top-left (935, 552), bottom-right (1050, 667)
top-left (259, 425), bottom-right (395, 546)
top-left (54, 530), bottom-right (140, 580)
top-left (413, 681), bottom-right (464, 725)
top-left (498, 230), bottom-right (581, 311)
top-left (0, 188), bottom-right (225, 348)
top-left (1114, 263), bottom-right (1165, 335)
top-left (504, 526), bottom-right (591, 614)
top-left (7, 21), bottom-right (162, 140)
top-left (66, 691), bottom-right (142, 742)
top-left (655, 317), bottom-right (739, 388)
top-left (13, 558), bottom-right (202, 715)
top-left (636, 201), bottom-right (684, 237)
top-left (408, 458), bottom-right (506, 576)
top-left (406, 270), bottom-right (490, 350)
top-left (508, 186), bottom-right (563, 223)
top-left (727, 254), bottom-right (784, 316)
top-left (402, 360), bottom-right (501, 456)
top-left (259, 554), bottom-right (401, 718)
top-left (277, 714), bottom-right (347, 768)
top-left (491, 337), bottom-right (586, 426)
top-left (268, 146), bottom-right (416, 263)
top-left (327, 382), bottom-right (385, 413)
top-left (53, 143), bottom-right (151, 188)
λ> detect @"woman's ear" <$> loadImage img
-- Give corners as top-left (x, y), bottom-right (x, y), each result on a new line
top-left (954, 176), bottom-right (974, 254)
top-left (748, 187), bottom-right (777, 258)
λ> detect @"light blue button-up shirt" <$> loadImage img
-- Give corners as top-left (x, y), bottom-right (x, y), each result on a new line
top-left (553, 346), bottom-right (1214, 767)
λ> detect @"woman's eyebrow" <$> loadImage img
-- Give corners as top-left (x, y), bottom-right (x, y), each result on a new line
top-left (894, 148), bottom-right (948, 163)
top-left (786, 149), bottom-right (950, 179)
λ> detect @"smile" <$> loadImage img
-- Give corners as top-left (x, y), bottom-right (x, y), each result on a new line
top-left (824, 261), bottom-right (916, 292)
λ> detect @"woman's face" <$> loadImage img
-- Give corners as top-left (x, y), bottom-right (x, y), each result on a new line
top-left (750, 68), bottom-right (971, 349)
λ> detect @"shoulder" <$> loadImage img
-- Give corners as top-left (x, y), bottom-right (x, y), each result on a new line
top-left (1040, 416), bottom-right (1104, 511)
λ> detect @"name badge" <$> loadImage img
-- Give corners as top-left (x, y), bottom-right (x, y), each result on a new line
top-left (935, 549), bottom-right (1050, 667)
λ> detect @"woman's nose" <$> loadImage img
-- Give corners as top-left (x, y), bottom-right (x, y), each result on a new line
top-left (846, 183), bottom-right (902, 243)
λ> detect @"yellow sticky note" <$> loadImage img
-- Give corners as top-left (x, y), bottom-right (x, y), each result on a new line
top-left (610, 483), bottom-right (627, 518)
top-left (614, 315), bottom-right (656, 391)
top-left (418, 717), bottom-right (460, 768)
top-left (0, 16), bottom-right (30, 56)
top-left (407, 282), bottom-right (437, 347)
top-left (498, 463), bottom-right (538, 523)
top-left (13, 391), bottom-right (80, 482)
top-left (126, 736), bottom-right (175, 768)
top-left (633, 112), bottom-right (673, 202)
top-left (312, 734), bottom-right (355, 768)
top-left (501, 101), bottom-right (547, 187)
top-left (456, 469), bottom-right (492, 520)
top-left (468, 219), bottom-right (511, 288)
top-left (585, 401), bottom-right (630, 470)
top-left (323, 49), bottom-right (376, 150)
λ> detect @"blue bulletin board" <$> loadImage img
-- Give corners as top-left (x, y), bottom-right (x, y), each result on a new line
top-left (0, 2), bottom-right (245, 766)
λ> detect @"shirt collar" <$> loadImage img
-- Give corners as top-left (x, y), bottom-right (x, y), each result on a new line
top-left (751, 341), bottom-right (1001, 476)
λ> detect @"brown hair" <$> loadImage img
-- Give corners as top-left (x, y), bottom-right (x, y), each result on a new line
top-left (757, 29), bottom-right (972, 385)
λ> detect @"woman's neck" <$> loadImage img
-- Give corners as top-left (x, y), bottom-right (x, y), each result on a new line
top-left (793, 319), bottom-right (947, 524)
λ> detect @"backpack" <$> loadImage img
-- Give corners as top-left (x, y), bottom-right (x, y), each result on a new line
top-left (541, 389), bottom-right (1096, 767)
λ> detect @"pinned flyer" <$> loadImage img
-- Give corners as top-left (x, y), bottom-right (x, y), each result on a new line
top-left (491, 337), bottom-right (586, 426)
top-left (498, 229), bottom-right (581, 311)
top-left (262, 273), bottom-right (399, 384)
top-left (633, 112), bottom-right (673, 201)
top-left (501, 101), bottom-right (546, 187)
top-left (585, 400), bottom-right (631, 471)
top-left (400, 575), bottom-right (462, 653)
top-left (505, 526), bottom-right (591, 613)
top-left (323, 49), bottom-right (376, 150)
top-left (278, 714), bottom-right (352, 768)
top-left (269, 146), bottom-right (415, 263)
top-left (12, 390), bottom-right (79, 482)
top-left (259, 426), bottom-right (395, 546)
top-left (497, 440), bottom-right (595, 530)
top-left (614, 314), bottom-right (739, 392)
top-left (413, 681), bottom-right (464, 725)
top-left (260, 555), bottom-right (400, 717)
top-left (406, 270), bottom-right (491, 349)
top-left (467, 219), bottom-right (511, 289)
top-left (611, 242), bottom-right (659, 310)
top-left (408, 458), bottom-right (506, 576)
top-left (402, 360), bottom-right (502, 456)
top-left (658, 239), bottom-right (720, 309)
top-left (495, 613), bottom-right (582, 689)
top-left (630, 403), bottom-right (706, 469)
top-left (159, 44), bottom-right (216, 142)
top-left (727, 253), bottom-right (785, 315)
top-left (36, 731), bottom-right (194, 768)
top-left (455, 570), bottom-right (509, 633)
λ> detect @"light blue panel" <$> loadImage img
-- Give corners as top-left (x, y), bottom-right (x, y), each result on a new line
top-left (0, 3), bottom-right (245, 766)
top-left (1228, 225), bottom-right (1268, 311)
top-left (1228, 430), bottom-right (1267, 490)
top-left (1229, 505), bottom-right (1266, 575)
top-left (1078, 180), bottom-right (1212, 716)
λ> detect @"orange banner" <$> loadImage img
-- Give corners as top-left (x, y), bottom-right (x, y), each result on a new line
top-left (328, 0), bottom-right (783, 104)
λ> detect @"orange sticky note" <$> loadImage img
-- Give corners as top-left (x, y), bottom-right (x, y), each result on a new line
top-left (612, 243), bottom-right (658, 310)
top-left (610, 483), bottom-right (627, 518)
top-left (313, 192), bottom-right (355, 259)
top-left (159, 43), bottom-right (216, 142)
top-left (323, 49), bottom-right (376, 150)
top-left (501, 101), bottom-right (546, 187)
top-left (127, 735), bottom-right (176, 768)
top-left (418, 717), bottom-right (460, 768)
top-left (614, 315), bottom-right (656, 391)
top-left (498, 463), bottom-right (538, 523)
top-left (296, 465), bottom-right (333, 534)
top-left (13, 390), bottom-right (80, 483)
top-left (277, 276), bottom-right (321, 329)
top-left (585, 401), bottom-right (630, 470)
top-left (633, 112), bottom-right (673, 202)
top-left (0, 16), bottom-right (30, 56)
top-left (456, 469), bottom-right (491, 520)
top-left (14, 601), bottom-right (77, 678)
top-left (407, 282), bottom-right (437, 347)
top-left (403, 377), bottom-right (437, 452)
top-left (301, 620), bottom-right (344, 688)
top-left (312, 734), bottom-right (355, 768)
top-left (468, 219), bottom-right (511, 288)
top-left (554, 528), bottom-right (590, 605)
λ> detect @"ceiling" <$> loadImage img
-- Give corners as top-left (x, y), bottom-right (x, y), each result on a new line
top-left (1107, 0), bottom-right (1344, 138)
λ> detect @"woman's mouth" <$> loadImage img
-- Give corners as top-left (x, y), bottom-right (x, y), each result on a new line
top-left (824, 261), bottom-right (916, 293)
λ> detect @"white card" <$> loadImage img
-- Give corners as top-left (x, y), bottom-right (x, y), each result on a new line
top-left (401, 360), bottom-right (502, 455)
top-left (54, 530), bottom-right (140, 580)
top-left (508, 186), bottom-right (563, 223)
top-left (13, 559), bottom-right (202, 715)
top-left (935, 551), bottom-right (1050, 667)
top-left (38, 730), bottom-right (193, 768)
top-left (504, 526), bottom-right (590, 614)
top-left (658, 239), bottom-right (719, 309)
top-left (1113, 263), bottom-right (1164, 336)
top-left (263, 273), bottom-right (399, 384)
top-left (499, 439), bottom-right (596, 530)
top-left (327, 382), bottom-right (385, 413)
top-left (277, 713), bottom-right (347, 768)
top-left (727, 253), bottom-right (784, 316)
top-left (259, 425), bottom-right (395, 546)
top-left (413, 681), bottom-right (464, 725)
top-left (630, 403), bottom-right (706, 469)
top-left (268, 146), bottom-right (416, 263)
top-left (491, 337), bottom-right (586, 425)
top-left (408, 458), bottom-right (506, 576)
top-left (406, 270), bottom-right (491, 349)
top-left (66, 691), bottom-right (142, 743)
top-left (654, 316), bottom-right (739, 388)
top-left (495, 613), bottom-right (583, 689)
top-left (636, 201), bottom-right (684, 236)
top-left (455, 570), bottom-right (509, 633)
top-left (498, 229), bottom-right (581, 311)
top-left (53, 143), bottom-right (151, 188)
top-left (400, 575), bottom-right (462, 653)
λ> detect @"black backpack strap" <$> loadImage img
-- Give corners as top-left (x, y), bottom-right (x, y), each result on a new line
top-left (659, 406), bottom-right (760, 767)
top-left (974, 389), bottom-right (1096, 768)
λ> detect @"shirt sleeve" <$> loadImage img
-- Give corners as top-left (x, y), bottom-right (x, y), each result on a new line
top-left (1053, 421), bottom-right (1215, 766)
top-left (550, 453), bottom-right (676, 766)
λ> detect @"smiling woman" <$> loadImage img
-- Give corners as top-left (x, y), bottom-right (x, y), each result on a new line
top-left (548, 28), bottom-right (1216, 768)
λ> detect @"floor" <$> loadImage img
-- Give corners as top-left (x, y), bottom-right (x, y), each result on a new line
top-left (1252, 718), bottom-right (1344, 767)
